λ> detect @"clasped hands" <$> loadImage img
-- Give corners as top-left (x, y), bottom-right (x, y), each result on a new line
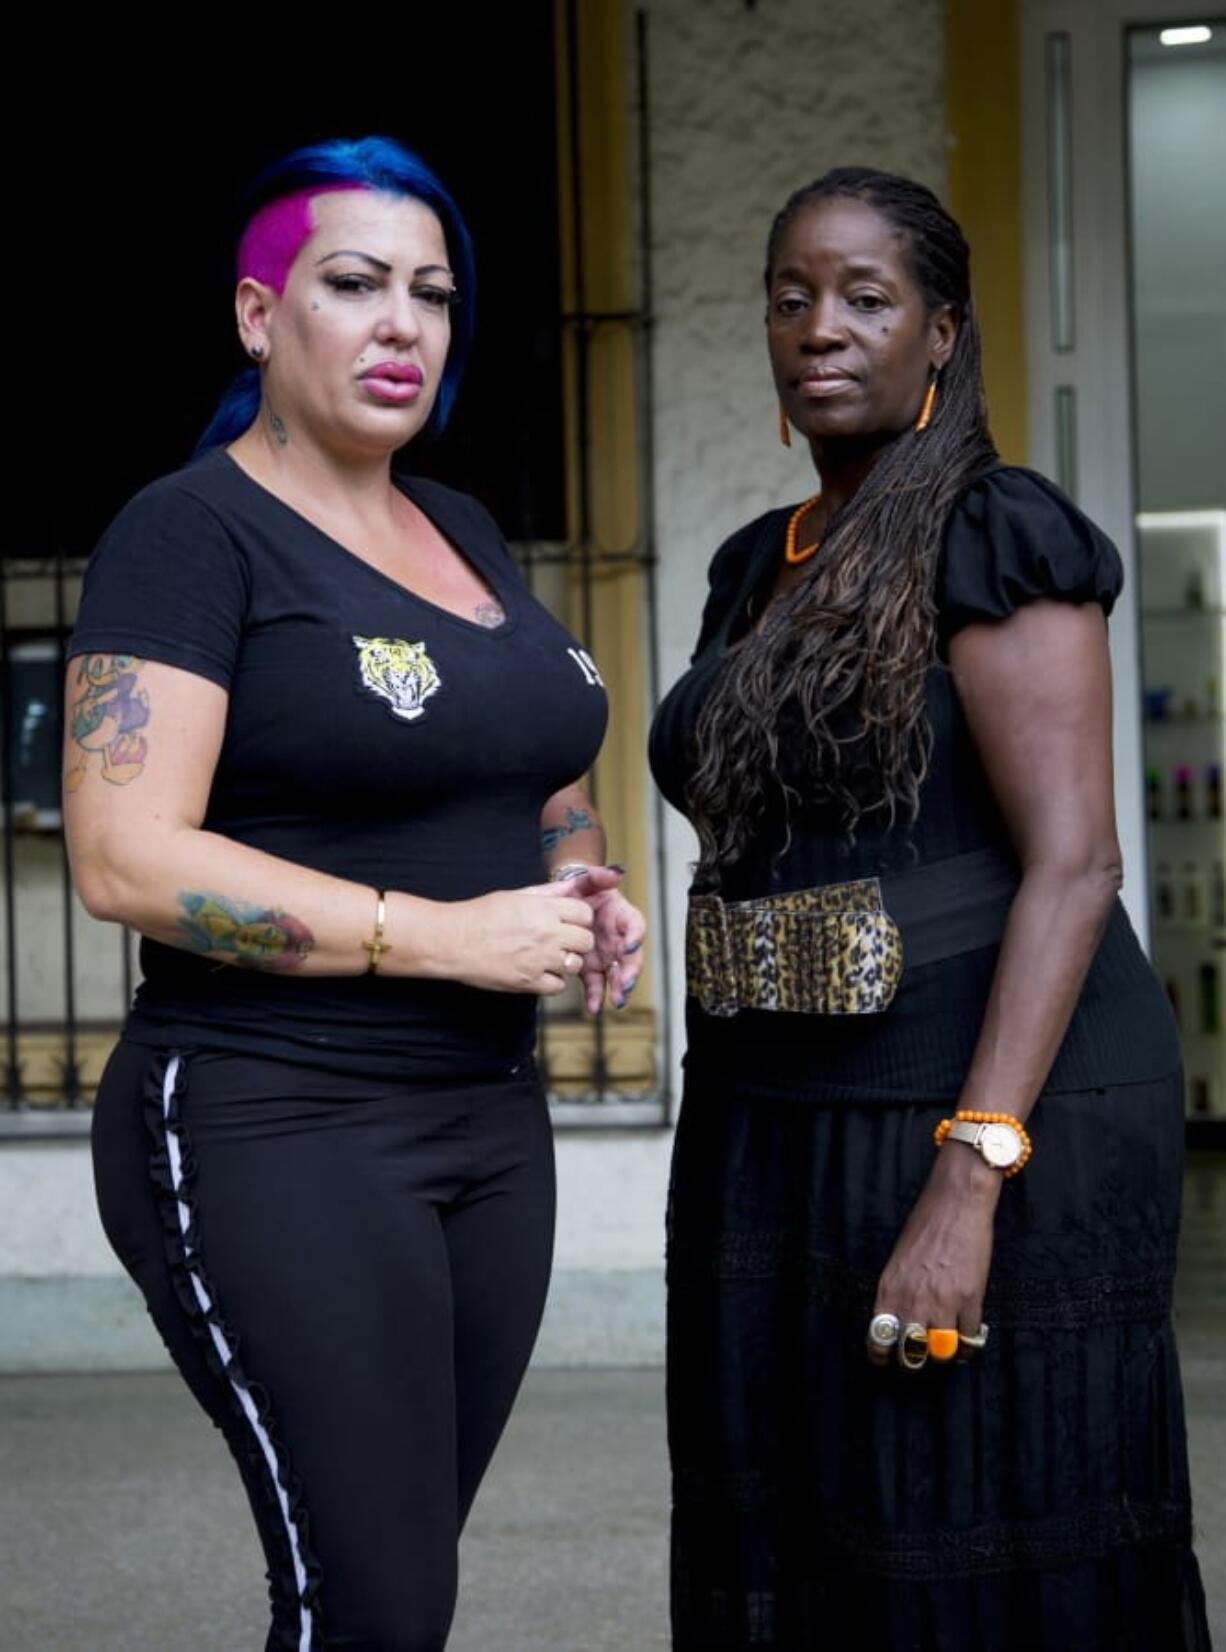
top-left (445, 865), bottom-right (645, 1012)
top-left (551, 864), bottom-right (646, 1014)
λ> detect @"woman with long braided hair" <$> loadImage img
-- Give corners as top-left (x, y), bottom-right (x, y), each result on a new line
top-left (650, 169), bottom-right (1210, 1651)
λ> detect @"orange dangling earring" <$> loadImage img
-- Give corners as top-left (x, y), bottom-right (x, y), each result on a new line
top-left (914, 371), bottom-right (939, 434)
top-left (779, 404), bottom-right (792, 448)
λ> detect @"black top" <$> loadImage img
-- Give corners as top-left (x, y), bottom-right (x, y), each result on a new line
top-left (71, 447), bottom-right (609, 1078)
top-left (649, 465), bottom-right (1180, 1102)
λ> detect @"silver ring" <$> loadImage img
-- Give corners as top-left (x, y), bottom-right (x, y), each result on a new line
top-left (562, 950), bottom-right (582, 974)
top-left (868, 1312), bottom-right (902, 1351)
top-left (898, 1323), bottom-right (929, 1372)
top-left (955, 1322), bottom-right (990, 1359)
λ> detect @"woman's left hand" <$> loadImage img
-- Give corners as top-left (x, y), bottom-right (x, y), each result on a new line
top-left (868, 1146), bottom-right (1002, 1367)
top-left (571, 879), bottom-right (647, 1014)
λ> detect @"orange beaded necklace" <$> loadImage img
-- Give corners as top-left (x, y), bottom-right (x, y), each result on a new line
top-left (783, 495), bottom-right (824, 566)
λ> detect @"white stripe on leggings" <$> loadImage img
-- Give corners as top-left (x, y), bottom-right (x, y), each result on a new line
top-left (161, 1054), bottom-right (314, 1652)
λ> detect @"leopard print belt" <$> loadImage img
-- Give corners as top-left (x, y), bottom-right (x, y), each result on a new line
top-left (686, 847), bottom-right (1019, 1018)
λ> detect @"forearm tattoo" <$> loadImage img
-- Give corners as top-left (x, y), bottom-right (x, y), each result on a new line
top-left (541, 806), bottom-right (596, 853)
top-left (177, 892), bottom-right (314, 971)
top-left (64, 654), bottom-right (150, 791)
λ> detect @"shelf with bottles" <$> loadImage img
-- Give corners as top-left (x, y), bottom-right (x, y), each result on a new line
top-left (1150, 854), bottom-right (1225, 929)
top-left (1144, 759), bottom-right (1223, 828)
top-left (1142, 681), bottom-right (1222, 725)
top-left (1160, 961), bottom-right (1223, 1038)
top-left (1141, 606), bottom-right (1226, 619)
top-left (1157, 943), bottom-right (1224, 1126)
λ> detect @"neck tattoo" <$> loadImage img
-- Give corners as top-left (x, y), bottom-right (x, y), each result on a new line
top-left (268, 407), bottom-right (289, 447)
top-left (473, 599), bottom-right (506, 629)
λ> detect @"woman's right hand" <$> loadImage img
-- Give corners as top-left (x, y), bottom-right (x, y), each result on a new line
top-left (409, 879), bottom-right (599, 994)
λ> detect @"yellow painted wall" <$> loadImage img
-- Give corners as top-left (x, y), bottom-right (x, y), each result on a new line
top-left (945, 0), bottom-right (1028, 464)
top-left (549, 0), bottom-right (656, 1087)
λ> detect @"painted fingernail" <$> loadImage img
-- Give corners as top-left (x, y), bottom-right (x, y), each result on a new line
top-left (624, 939), bottom-right (642, 954)
top-left (607, 862), bottom-right (627, 874)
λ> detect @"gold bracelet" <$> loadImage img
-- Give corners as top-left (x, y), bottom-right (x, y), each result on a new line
top-left (361, 889), bottom-right (392, 974)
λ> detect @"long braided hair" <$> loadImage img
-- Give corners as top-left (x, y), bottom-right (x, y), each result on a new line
top-left (688, 168), bottom-right (998, 881)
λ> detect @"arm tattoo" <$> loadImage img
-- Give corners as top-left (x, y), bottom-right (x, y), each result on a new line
top-left (177, 892), bottom-right (314, 971)
top-left (64, 654), bottom-right (150, 791)
top-left (473, 598), bottom-right (506, 629)
top-left (541, 806), bottom-right (596, 853)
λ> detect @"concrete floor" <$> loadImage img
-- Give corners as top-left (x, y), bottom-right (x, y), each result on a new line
top-left (2, 1158), bottom-right (1223, 1651)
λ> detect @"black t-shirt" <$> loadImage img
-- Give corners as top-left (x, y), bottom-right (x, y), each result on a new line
top-left (648, 465), bottom-right (1181, 1102)
top-left (70, 447), bottom-right (609, 1078)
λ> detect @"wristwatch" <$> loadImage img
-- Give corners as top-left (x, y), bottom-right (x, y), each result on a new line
top-left (945, 1119), bottom-right (1024, 1171)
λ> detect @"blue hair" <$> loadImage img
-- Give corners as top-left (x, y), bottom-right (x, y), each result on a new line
top-left (196, 135), bottom-right (476, 453)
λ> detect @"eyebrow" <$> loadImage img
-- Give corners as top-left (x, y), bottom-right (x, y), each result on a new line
top-left (772, 260), bottom-right (895, 283)
top-left (315, 251), bottom-right (455, 281)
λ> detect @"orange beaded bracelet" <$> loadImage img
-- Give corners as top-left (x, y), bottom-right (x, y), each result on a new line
top-left (933, 1109), bottom-right (1033, 1178)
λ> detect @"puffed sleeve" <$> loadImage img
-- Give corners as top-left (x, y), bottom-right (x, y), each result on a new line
top-left (70, 475), bottom-right (251, 691)
top-left (937, 466), bottom-right (1124, 651)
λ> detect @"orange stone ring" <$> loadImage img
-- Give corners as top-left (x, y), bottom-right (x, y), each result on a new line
top-left (926, 1327), bottom-right (960, 1363)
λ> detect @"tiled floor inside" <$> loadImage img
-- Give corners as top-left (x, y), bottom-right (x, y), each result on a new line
top-left (2, 1155), bottom-right (1222, 1651)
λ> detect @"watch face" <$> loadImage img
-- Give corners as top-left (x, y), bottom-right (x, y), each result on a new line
top-left (980, 1123), bottom-right (1022, 1168)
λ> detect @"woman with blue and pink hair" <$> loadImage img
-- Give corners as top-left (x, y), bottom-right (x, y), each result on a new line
top-left (66, 135), bottom-right (645, 1650)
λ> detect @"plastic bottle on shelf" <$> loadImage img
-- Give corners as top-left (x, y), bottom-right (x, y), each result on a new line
top-left (1182, 862), bottom-right (1207, 926)
top-left (1157, 863), bottom-right (1176, 922)
top-left (1147, 768), bottom-right (1164, 822)
top-left (1212, 859), bottom-right (1226, 930)
top-left (1207, 763), bottom-right (1222, 821)
top-left (1175, 766), bottom-right (1193, 822)
top-left (1199, 963), bottom-right (1220, 1036)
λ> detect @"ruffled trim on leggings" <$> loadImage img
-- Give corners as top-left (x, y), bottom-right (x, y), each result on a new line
top-left (143, 1050), bottom-right (325, 1651)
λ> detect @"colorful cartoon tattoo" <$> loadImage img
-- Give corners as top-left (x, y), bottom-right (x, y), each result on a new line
top-left (64, 655), bottom-right (151, 790)
top-left (177, 892), bottom-right (314, 971)
top-left (541, 807), bottom-right (595, 853)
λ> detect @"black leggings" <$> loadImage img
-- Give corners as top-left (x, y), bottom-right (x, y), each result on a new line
top-left (91, 1039), bottom-right (556, 1652)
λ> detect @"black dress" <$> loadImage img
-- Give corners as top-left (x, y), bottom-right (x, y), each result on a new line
top-left (648, 467), bottom-right (1211, 1652)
